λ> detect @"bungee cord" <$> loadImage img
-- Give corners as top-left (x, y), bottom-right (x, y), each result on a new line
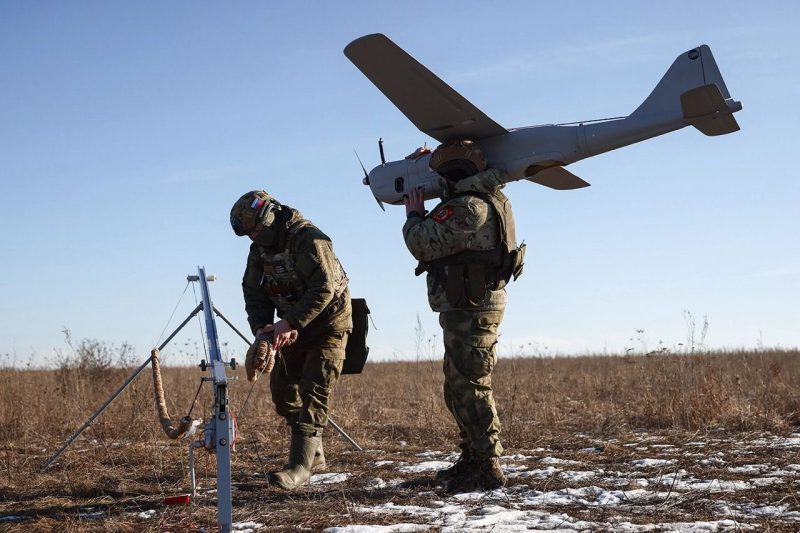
top-left (148, 282), bottom-right (208, 440)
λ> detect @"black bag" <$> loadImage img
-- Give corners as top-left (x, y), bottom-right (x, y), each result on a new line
top-left (342, 298), bottom-right (370, 375)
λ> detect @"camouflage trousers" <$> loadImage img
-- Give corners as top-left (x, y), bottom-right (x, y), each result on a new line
top-left (269, 330), bottom-right (348, 431)
top-left (439, 308), bottom-right (504, 459)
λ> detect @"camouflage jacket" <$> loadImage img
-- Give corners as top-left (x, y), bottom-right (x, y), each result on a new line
top-left (403, 168), bottom-right (510, 312)
top-left (242, 207), bottom-right (351, 336)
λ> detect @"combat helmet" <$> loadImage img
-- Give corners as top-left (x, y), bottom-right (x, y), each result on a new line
top-left (429, 140), bottom-right (487, 181)
top-left (229, 190), bottom-right (279, 236)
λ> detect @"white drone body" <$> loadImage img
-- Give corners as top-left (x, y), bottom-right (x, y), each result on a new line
top-left (344, 34), bottom-right (742, 208)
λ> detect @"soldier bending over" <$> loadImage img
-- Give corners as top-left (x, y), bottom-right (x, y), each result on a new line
top-left (230, 190), bottom-right (352, 490)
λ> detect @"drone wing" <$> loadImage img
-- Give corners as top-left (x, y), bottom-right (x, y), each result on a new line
top-left (344, 33), bottom-right (509, 143)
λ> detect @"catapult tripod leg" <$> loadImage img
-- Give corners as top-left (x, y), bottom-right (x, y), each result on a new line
top-left (327, 416), bottom-right (362, 451)
top-left (212, 305), bottom-right (252, 345)
top-left (212, 304), bottom-right (363, 451)
top-left (40, 303), bottom-right (204, 471)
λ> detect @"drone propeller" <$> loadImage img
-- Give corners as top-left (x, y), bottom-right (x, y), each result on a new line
top-left (354, 149), bottom-right (384, 211)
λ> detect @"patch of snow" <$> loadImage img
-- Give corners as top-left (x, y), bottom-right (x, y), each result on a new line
top-left (699, 458), bottom-right (726, 466)
top-left (751, 477), bottom-right (780, 487)
top-left (501, 464), bottom-right (528, 474)
top-left (775, 437), bottom-right (800, 447)
top-left (137, 509), bottom-right (157, 519)
top-left (415, 451), bottom-right (442, 458)
top-left (656, 519), bottom-right (755, 531)
top-left (631, 458), bottom-right (676, 468)
top-left (500, 453), bottom-right (534, 461)
top-left (325, 525), bottom-right (428, 533)
top-left (541, 456), bottom-right (581, 465)
top-left (728, 464), bottom-right (769, 474)
top-left (744, 504), bottom-right (794, 517)
top-left (78, 507), bottom-right (105, 520)
top-left (579, 447), bottom-right (604, 453)
top-left (508, 466), bottom-right (560, 479)
top-left (233, 521), bottom-right (264, 532)
top-left (310, 472), bottom-right (351, 484)
top-left (365, 477), bottom-right (405, 490)
top-left (560, 470), bottom-right (599, 482)
top-left (397, 460), bottom-right (451, 473)
top-left (344, 496), bottom-right (761, 532)
top-left (369, 460), bottom-right (398, 467)
top-left (654, 473), bottom-right (751, 492)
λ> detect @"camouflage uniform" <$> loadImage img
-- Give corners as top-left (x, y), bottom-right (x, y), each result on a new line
top-left (403, 168), bottom-right (513, 460)
top-left (242, 206), bottom-right (352, 433)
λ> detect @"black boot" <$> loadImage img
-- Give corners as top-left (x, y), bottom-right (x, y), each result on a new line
top-left (435, 448), bottom-right (472, 485)
top-left (473, 457), bottom-right (506, 491)
top-left (443, 457), bottom-right (506, 493)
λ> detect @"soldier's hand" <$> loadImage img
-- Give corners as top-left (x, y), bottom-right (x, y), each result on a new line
top-left (404, 186), bottom-right (426, 217)
top-left (245, 334), bottom-right (275, 382)
top-left (272, 319), bottom-right (297, 350)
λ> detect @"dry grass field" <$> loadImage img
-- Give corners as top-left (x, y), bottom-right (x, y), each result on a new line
top-left (1, 347), bottom-right (800, 531)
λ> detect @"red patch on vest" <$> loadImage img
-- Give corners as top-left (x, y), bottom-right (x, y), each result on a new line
top-left (432, 206), bottom-right (454, 224)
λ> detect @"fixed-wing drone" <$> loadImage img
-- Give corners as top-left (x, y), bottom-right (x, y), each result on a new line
top-left (344, 34), bottom-right (742, 209)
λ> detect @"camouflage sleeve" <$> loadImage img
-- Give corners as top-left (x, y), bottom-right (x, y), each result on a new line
top-left (242, 245), bottom-right (275, 335)
top-left (402, 196), bottom-right (490, 262)
top-left (452, 167), bottom-right (509, 194)
top-left (281, 229), bottom-right (344, 329)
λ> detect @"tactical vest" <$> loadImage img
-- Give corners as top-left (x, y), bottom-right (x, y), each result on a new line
top-left (419, 189), bottom-right (526, 308)
top-left (256, 218), bottom-right (348, 318)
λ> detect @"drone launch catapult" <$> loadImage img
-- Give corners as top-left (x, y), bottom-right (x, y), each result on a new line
top-left (42, 267), bottom-right (362, 532)
top-left (344, 34), bottom-right (742, 208)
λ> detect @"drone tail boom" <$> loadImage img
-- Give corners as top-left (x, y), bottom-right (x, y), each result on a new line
top-left (580, 45), bottom-right (741, 157)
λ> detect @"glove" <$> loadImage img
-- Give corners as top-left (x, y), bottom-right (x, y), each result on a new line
top-left (245, 334), bottom-right (275, 382)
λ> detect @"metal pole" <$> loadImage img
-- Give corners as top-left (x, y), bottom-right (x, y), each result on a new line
top-left (41, 303), bottom-right (203, 471)
top-left (327, 416), bottom-right (363, 452)
top-left (197, 267), bottom-right (233, 533)
top-left (213, 305), bottom-right (252, 346)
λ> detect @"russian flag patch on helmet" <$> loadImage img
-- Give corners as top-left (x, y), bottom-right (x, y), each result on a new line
top-left (251, 198), bottom-right (265, 210)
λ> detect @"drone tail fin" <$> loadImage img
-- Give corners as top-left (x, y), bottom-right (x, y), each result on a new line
top-left (631, 45), bottom-right (742, 134)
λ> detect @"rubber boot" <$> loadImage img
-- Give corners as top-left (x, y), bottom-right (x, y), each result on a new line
top-left (312, 438), bottom-right (326, 472)
top-left (281, 433), bottom-right (325, 472)
top-left (270, 428), bottom-right (320, 490)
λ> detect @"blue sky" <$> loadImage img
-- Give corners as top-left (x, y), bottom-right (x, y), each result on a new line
top-left (1, 1), bottom-right (797, 366)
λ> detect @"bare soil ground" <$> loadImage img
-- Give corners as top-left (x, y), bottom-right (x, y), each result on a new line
top-left (1, 349), bottom-right (799, 531)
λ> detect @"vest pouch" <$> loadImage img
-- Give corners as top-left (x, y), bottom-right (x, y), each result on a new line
top-left (466, 263), bottom-right (487, 306)
top-left (343, 298), bottom-right (370, 375)
top-left (445, 263), bottom-right (487, 308)
top-left (445, 264), bottom-right (468, 308)
top-left (511, 242), bottom-right (526, 281)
